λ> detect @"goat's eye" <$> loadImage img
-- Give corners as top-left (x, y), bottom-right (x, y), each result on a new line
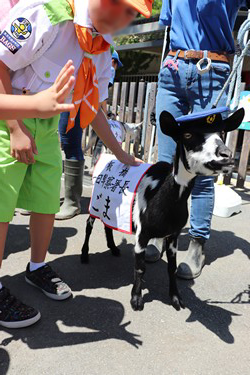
top-left (184, 133), bottom-right (192, 139)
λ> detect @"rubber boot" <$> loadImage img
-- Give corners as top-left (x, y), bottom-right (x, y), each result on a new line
top-left (145, 238), bottom-right (162, 263)
top-left (177, 237), bottom-right (205, 280)
top-left (56, 159), bottom-right (84, 220)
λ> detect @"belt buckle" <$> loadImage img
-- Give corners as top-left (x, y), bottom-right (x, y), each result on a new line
top-left (185, 49), bottom-right (196, 60)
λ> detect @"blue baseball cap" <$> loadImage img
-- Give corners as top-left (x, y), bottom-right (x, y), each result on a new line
top-left (176, 107), bottom-right (229, 124)
top-left (112, 50), bottom-right (123, 68)
top-left (175, 106), bottom-right (244, 133)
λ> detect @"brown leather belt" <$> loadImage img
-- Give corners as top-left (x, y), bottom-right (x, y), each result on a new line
top-left (168, 50), bottom-right (230, 63)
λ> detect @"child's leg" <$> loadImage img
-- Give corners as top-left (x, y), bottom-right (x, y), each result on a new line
top-left (0, 121), bottom-right (41, 328)
top-left (0, 223), bottom-right (8, 268)
top-left (30, 213), bottom-right (55, 263)
top-left (26, 211), bottom-right (71, 300)
top-left (18, 117), bottom-right (72, 300)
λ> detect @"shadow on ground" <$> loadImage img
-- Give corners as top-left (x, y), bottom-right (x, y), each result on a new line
top-left (4, 224), bottom-right (77, 259)
top-left (178, 227), bottom-right (250, 263)
top-left (233, 187), bottom-right (250, 204)
top-left (1, 227), bottom-right (248, 350)
top-left (5, 197), bottom-right (91, 260)
top-left (0, 348), bottom-right (10, 375)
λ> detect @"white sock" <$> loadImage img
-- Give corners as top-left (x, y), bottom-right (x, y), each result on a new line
top-left (29, 261), bottom-right (46, 272)
top-left (0, 282), bottom-right (2, 290)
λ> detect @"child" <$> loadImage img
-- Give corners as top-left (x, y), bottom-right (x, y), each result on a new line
top-left (56, 50), bottom-right (123, 220)
top-left (0, 60), bottom-right (75, 120)
top-left (0, 0), bottom-right (153, 329)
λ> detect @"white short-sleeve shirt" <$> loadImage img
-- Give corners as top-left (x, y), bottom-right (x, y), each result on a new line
top-left (0, 0), bottom-right (112, 103)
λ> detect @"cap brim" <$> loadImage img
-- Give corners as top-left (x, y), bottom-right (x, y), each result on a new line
top-left (122, 0), bottom-right (152, 18)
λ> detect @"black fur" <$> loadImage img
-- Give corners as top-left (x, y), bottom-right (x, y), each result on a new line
top-left (81, 109), bottom-right (244, 312)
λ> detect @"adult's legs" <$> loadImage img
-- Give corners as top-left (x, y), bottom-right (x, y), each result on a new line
top-left (177, 61), bottom-right (230, 279)
top-left (58, 111), bottom-right (84, 161)
top-left (146, 57), bottom-right (189, 262)
top-left (56, 110), bottom-right (85, 220)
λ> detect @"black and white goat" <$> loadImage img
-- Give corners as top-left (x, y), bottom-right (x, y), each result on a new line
top-left (81, 108), bottom-right (244, 311)
top-left (84, 113), bottom-right (142, 157)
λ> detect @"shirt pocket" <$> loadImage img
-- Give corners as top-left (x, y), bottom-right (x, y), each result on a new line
top-left (31, 55), bottom-right (63, 86)
top-left (11, 65), bottom-right (37, 93)
top-left (11, 55), bottom-right (63, 94)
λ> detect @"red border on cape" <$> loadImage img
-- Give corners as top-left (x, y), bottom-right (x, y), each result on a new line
top-left (88, 156), bottom-right (153, 235)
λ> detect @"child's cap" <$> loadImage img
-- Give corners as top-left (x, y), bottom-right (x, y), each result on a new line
top-left (112, 50), bottom-right (123, 68)
top-left (122, 0), bottom-right (153, 18)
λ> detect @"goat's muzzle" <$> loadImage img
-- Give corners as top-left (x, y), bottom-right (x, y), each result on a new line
top-left (206, 143), bottom-right (234, 175)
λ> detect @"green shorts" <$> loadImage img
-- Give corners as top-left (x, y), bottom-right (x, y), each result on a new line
top-left (0, 116), bottom-right (62, 222)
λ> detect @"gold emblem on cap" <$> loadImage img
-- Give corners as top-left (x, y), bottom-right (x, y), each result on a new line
top-left (207, 114), bottom-right (216, 124)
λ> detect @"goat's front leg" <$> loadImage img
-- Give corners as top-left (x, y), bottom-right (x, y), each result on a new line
top-left (81, 216), bottom-right (96, 263)
top-left (104, 226), bottom-right (120, 257)
top-left (131, 233), bottom-right (148, 311)
top-left (165, 235), bottom-right (185, 311)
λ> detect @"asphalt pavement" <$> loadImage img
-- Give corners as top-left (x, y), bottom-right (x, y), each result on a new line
top-left (0, 160), bottom-right (249, 375)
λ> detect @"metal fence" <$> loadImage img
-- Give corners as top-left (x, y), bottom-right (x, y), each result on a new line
top-left (84, 80), bottom-right (250, 187)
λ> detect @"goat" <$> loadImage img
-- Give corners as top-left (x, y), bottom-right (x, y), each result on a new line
top-left (81, 108), bottom-right (244, 311)
top-left (83, 113), bottom-right (142, 156)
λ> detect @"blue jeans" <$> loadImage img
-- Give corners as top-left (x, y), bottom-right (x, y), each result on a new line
top-left (156, 55), bottom-right (230, 240)
top-left (58, 111), bottom-right (84, 161)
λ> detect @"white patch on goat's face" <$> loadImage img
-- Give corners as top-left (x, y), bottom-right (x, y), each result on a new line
top-left (185, 133), bottom-right (225, 175)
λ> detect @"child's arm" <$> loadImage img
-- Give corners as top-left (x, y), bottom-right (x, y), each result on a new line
top-left (0, 60), bottom-right (75, 120)
top-left (0, 61), bottom-right (37, 164)
top-left (91, 108), bottom-right (143, 166)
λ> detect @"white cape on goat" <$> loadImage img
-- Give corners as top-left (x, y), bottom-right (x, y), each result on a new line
top-left (89, 154), bottom-right (152, 234)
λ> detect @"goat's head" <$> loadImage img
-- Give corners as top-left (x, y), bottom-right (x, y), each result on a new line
top-left (160, 108), bottom-right (245, 176)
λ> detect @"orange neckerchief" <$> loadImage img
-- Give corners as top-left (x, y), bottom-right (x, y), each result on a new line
top-left (67, 0), bottom-right (110, 132)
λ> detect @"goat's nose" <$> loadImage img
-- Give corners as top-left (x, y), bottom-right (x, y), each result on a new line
top-left (216, 145), bottom-right (232, 159)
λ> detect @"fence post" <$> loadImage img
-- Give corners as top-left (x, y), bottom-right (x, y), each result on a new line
top-left (124, 82), bottom-right (136, 154)
top-left (153, 132), bottom-right (158, 163)
top-left (141, 83), bottom-right (151, 157)
top-left (111, 82), bottom-right (120, 116)
top-left (236, 130), bottom-right (250, 188)
top-left (224, 130), bottom-right (239, 185)
top-left (144, 83), bottom-right (157, 162)
top-left (134, 81), bottom-right (146, 157)
top-left (119, 82), bottom-right (128, 123)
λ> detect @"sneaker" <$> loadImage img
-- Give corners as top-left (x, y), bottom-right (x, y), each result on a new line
top-left (0, 287), bottom-right (41, 329)
top-left (25, 264), bottom-right (72, 301)
top-left (19, 209), bottom-right (31, 216)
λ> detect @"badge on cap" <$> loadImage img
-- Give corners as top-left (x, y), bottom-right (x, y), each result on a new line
top-left (206, 114), bottom-right (216, 124)
top-left (11, 18), bottom-right (32, 41)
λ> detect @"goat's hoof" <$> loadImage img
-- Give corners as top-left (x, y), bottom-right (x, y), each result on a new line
top-left (110, 247), bottom-right (121, 257)
top-left (130, 295), bottom-right (144, 311)
top-left (81, 253), bottom-right (89, 264)
top-left (171, 295), bottom-right (185, 311)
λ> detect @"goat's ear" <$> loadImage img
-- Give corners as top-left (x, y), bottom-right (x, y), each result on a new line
top-left (160, 111), bottom-right (180, 141)
top-left (223, 108), bottom-right (245, 132)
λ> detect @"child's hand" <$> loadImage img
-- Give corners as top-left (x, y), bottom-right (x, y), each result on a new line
top-left (10, 123), bottom-right (38, 164)
top-left (34, 60), bottom-right (75, 119)
top-left (117, 151), bottom-right (144, 166)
